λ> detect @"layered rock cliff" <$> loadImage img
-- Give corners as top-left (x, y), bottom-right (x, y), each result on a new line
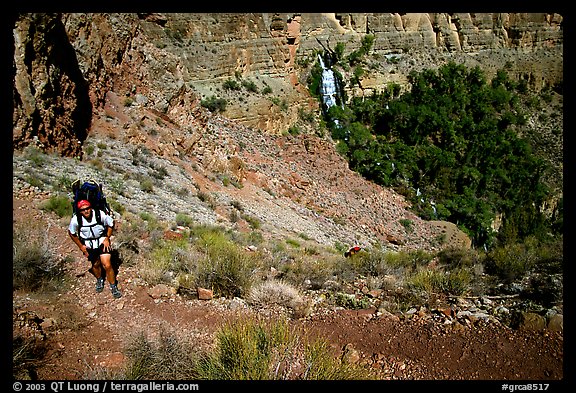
top-left (11, 13), bottom-right (563, 251)
top-left (12, 13), bottom-right (563, 156)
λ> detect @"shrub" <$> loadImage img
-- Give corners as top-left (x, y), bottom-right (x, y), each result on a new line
top-left (241, 79), bottom-right (258, 93)
top-left (139, 178), bottom-right (154, 193)
top-left (382, 249), bottom-right (432, 272)
top-left (54, 174), bottom-right (74, 193)
top-left (13, 222), bottom-right (67, 292)
top-left (485, 241), bottom-right (538, 282)
top-left (278, 255), bottom-right (335, 290)
top-left (302, 339), bottom-right (375, 380)
top-left (191, 227), bottom-right (257, 298)
top-left (196, 317), bottom-right (294, 380)
top-left (175, 213), bottom-right (194, 228)
top-left (436, 246), bottom-right (480, 270)
top-left (407, 269), bottom-right (445, 295)
top-left (230, 200), bottom-right (244, 211)
top-left (407, 267), bottom-right (470, 296)
top-left (108, 198), bottom-right (125, 215)
top-left (195, 317), bottom-right (375, 380)
top-left (399, 218), bottom-right (414, 233)
top-left (23, 145), bottom-right (47, 167)
top-left (200, 96), bottom-right (227, 113)
top-left (285, 239), bottom-right (301, 248)
top-left (222, 78), bottom-right (241, 91)
top-left (84, 144), bottom-right (95, 156)
top-left (333, 292), bottom-right (370, 310)
top-left (123, 329), bottom-right (199, 380)
top-left (242, 214), bottom-right (261, 230)
top-left (246, 280), bottom-right (306, 313)
top-left (40, 195), bottom-right (71, 218)
top-left (143, 238), bottom-right (192, 285)
top-left (13, 334), bottom-right (48, 379)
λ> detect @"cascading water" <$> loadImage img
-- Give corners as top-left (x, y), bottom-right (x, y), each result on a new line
top-left (318, 54), bottom-right (341, 112)
top-left (318, 54), bottom-right (343, 128)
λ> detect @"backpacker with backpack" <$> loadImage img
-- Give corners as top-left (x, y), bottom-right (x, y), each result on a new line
top-left (71, 178), bottom-right (113, 235)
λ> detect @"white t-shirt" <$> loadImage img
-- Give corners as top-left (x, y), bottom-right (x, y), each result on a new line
top-left (69, 210), bottom-right (114, 249)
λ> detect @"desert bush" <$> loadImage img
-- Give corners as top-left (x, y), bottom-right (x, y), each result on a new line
top-left (40, 195), bottom-right (71, 218)
top-left (347, 248), bottom-right (432, 281)
top-left (23, 145), bottom-right (48, 167)
top-left (381, 250), bottom-right (417, 270)
top-left (302, 339), bottom-right (375, 380)
top-left (522, 273), bottom-right (563, 307)
top-left (190, 226), bottom-right (257, 297)
top-left (241, 214), bottom-right (261, 230)
top-left (407, 267), bottom-right (470, 296)
top-left (195, 317), bottom-right (375, 380)
top-left (122, 329), bottom-right (199, 380)
top-left (484, 240), bottom-right (539, 282)
top-left (436, 246), bottom-right (481, 269)
top-left (345, 249), bottom-right (384, 277)
top-left (13, 334), bottom-right (48, 379)
top-left (53, 174), bottom-right (74, 192)
top-left (175, 213), bottom-right (194, 228)
top-left (223, 78), bottom-right (241, 91)
top-left (196, 317), bottom-right (294, 380)
top-left (196, 190), bottom-right (216, 209)
top-left (241, 79), bottom-right (258, 93)
top-left (13, 222), bottom-right (67, 292)
top-left (137, 211), bottom-right (165, 233)
top-left (285, 238), bottom-right (301, 248)
top-left (107, 198), bottom-right (125, 215)
top-left (247, 280), bottom-right (307, 314)
top-left (200, 96), bottom-right (227, 113)
top-left (142, 238), bottom-right (192, 285)
top-left (332, 292), bottom-right (370, 310)
top-left (442, 268), bottom-right (472, 295)
top-left (139, 178), bottom-right (154, 193)
top-left (279, 255), bottom-right (335, 290)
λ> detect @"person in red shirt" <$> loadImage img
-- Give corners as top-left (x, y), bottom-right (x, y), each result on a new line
top-left (68, 199), bottom-right (121, 299)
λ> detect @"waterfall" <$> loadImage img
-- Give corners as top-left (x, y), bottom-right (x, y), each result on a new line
top-left (318, 54), bottom-right (339, 111)
top-left (318, 54), bottom-right (343, 128)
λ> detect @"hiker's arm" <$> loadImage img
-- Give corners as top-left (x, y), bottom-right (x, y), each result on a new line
top-left (69, 231), bottom-right (88, 257)
top-left (102, 224), bottom-right (114, 251)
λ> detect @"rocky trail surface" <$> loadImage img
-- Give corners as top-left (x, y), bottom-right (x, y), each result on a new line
top-left (12, 196), bottom-right (564, 383)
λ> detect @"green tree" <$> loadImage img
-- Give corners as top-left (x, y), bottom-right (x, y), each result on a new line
top-left (326, 61), bottom-right (554, 248)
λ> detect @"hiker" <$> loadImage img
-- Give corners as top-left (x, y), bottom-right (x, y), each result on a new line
top-left (68, 199), bottom-right (121, 299)
top-left (344, 245), bottom-right (362, 258)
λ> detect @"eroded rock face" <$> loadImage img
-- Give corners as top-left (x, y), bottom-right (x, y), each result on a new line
top-left (12, 13), bottom-right (563, 156)
top-left (12, 14), bottom-right (92, 157)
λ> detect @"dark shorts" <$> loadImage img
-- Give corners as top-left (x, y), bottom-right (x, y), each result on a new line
top-left (87, 243), bottom-right (111, 264)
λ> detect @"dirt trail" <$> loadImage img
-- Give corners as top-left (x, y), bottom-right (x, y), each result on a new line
top-left (12, 197), bottom-right (564, 381)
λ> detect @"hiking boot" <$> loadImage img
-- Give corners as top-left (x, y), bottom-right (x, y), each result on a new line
top-left (110, 283), bottom-right (122, 299)
top-left (95, 277), bottom-right (105, 293)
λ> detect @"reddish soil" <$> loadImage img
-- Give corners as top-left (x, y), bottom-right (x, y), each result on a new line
top-left (12, 197), bottom-right (565, 383)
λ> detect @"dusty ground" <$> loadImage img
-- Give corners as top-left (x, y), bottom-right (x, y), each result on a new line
top-left (12, 196), bottom-right (564, 382)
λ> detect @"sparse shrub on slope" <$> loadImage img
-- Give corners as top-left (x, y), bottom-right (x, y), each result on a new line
top-left (13, 221), bottom-right (68, 292)
top-left (40, 195), bottom-right (71, 218)
top-left (192, 227), bottom-right (257, 298)
top-left (247, 279), bottom-right (310, 318)
top-left (195, 317), bottom-right (376, 380)
top-left (122, 328), bottom-right (199, 380)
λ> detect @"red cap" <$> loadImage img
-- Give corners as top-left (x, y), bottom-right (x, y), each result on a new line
top-left (77, 200), bottom-right (91, 209)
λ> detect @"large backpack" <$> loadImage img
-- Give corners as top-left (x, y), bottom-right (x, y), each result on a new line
top-left (71, 178), bottom-right (112, 234)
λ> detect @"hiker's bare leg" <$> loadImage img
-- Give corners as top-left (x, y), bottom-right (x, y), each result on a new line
top-left (90, 260), bottom-right (103, 279)
top-left (100, 253), bottom-right (116, 284)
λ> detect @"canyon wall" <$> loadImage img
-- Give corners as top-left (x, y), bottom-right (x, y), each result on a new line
top-left (12, 13), bottom-right (563, 156)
